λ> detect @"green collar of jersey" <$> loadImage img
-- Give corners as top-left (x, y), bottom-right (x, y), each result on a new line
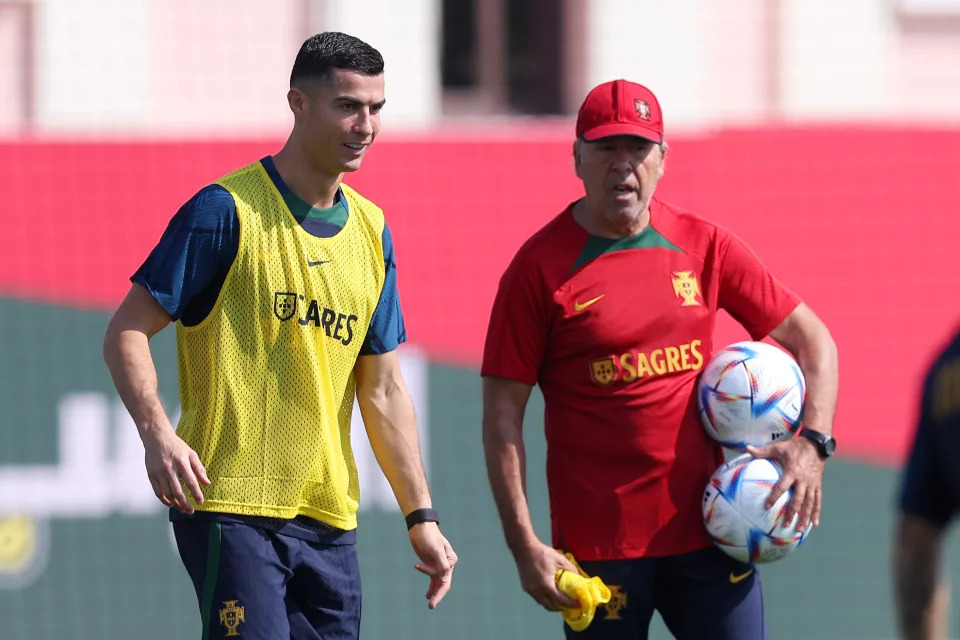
top-left (282, 190), bottom-right (348, 226)
top-left (572, 224), bottom-right (683, 271)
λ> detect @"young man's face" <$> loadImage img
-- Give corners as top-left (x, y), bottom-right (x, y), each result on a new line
top-left (292, 68), bottom-right (386, 176)
top-left (575, 135), bottom-right (664, 226)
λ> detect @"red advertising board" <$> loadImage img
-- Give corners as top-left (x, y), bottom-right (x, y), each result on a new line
top-left (2, 127), bottom-right (958, 463)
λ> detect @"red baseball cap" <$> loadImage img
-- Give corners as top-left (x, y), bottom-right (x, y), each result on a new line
top-left (576, 79), bottom-right (663, 144)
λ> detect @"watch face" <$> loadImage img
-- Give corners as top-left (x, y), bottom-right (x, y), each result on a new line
top-left (824, 438), bottom-right (837, 456)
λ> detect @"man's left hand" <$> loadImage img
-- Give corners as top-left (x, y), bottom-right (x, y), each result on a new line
top-left (746, 436), bottom-right (825, 530)
top-left (408, 522), bottom-right (458, 609)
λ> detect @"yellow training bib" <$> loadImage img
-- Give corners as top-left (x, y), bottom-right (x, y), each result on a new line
top-left (175, 161), bottom-right (386, 529)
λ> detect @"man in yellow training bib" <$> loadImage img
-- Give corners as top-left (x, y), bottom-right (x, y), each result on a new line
top-left (103, 31), bottom-right (457, 640)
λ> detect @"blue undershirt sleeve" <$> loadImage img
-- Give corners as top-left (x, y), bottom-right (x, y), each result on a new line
top-left (360, 222), bottom-right (407, 355)
top-left (131, 184), bottom-right (239, 326)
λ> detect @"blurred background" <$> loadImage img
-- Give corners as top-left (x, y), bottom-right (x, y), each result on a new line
top-left (1, 0), bottom-right (960, 638)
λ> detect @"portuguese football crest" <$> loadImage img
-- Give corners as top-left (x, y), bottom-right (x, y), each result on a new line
top-left (671, 271), bottom-right (702, 307)
top-left (273, 292), bottom-right (297, 321)
top-left (590, 357), bottom-right (618, 386)
top-left (219, 600), bottom-right (245, 637)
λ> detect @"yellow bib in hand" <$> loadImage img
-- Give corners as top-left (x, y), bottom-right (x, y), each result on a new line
top-left (554, 552), bottom-right (612, 632)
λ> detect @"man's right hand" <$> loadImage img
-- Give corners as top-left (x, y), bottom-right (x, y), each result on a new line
top-left (514, 540), bottom-right (581, 611)
top-left (142, 427), bottom-right (211, 514)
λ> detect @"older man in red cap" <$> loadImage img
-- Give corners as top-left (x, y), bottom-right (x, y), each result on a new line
top-left (480, 79), bottom-right (839, 639)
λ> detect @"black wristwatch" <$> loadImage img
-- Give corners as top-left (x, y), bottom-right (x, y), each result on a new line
top-left (800, 428), bottom-right (836, 459)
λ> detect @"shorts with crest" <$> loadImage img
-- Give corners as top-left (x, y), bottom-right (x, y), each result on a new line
top-left (563, 546), bottom-right (766, 640)
top-left (172, 513), bottom-right (361, 640)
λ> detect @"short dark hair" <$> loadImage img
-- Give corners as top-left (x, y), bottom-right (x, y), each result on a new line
top-left (290, 32), bottom-right (384, 87)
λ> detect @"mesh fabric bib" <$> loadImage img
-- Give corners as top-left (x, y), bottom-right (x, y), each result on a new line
top-left (175, 162), bottom-right (386, 529)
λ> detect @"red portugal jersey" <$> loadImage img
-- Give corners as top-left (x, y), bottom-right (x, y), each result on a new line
top-left (481, 198), bottom-right (801, 561)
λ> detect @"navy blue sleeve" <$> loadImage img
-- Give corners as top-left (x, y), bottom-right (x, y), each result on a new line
top-left (898, 360), bottom-right (958, 526)
top-left (131, 185), bottom-right (239, 327)
top-left (360, 222), bottom-right (407, 355)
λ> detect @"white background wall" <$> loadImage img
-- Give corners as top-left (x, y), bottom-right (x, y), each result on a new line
top-left (586, 0), bottom-right (710, 129)
top-left (315, 0), bottom-right (441, 130)
top-left (778, 0), bottom-right (893, 119)
top-left (1, 0), bottom-right (959, 136)
top-left (35, 0), bottom-right (151, 132)
top-left (0, 3), bottom-right (28, 134)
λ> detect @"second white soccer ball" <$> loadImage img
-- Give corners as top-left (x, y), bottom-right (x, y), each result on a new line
top-left (697, 341), bottom-right (805, 450)
top-left (702, 454), bottom-right (811, 564)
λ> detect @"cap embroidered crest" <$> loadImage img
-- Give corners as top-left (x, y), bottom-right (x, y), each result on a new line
top-left (635, 100), bottom-right (651, 121)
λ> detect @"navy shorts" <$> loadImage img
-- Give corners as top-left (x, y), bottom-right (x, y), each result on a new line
top-left (564, 547), bottom-right (766, 640)
top-left (173, 518), bottom-right (362, 640)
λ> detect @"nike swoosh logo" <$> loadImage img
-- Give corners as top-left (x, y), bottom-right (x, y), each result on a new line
top-left (573, 294), bottom-right (605, 312)
top-left (729, 569), bottom-right (754, 584)
top-left (307, 259), bottom-right (330, 267)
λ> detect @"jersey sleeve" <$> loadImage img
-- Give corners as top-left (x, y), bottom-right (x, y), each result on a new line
top-left (131, 184), bottom-right (239, 326)
top-left (715, 228), bottom-right (801, 340)
top-left (480, 251), bottom-right (550, 386)
top-left (898, 361), bottom-right (958, 526)
top-left (359, 222), bottom-right (407, 355)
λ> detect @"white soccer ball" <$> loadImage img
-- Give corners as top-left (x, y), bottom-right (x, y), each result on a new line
top-left (697, 341), bottom-right (805, 450)
top-left (702, 454), bottom-right (811, 564)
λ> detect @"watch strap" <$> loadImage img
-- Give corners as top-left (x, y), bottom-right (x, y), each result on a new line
top-left (405, 508), bottom-right (440, 530)
top-left (800, 428), bottom-right (835, 458)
